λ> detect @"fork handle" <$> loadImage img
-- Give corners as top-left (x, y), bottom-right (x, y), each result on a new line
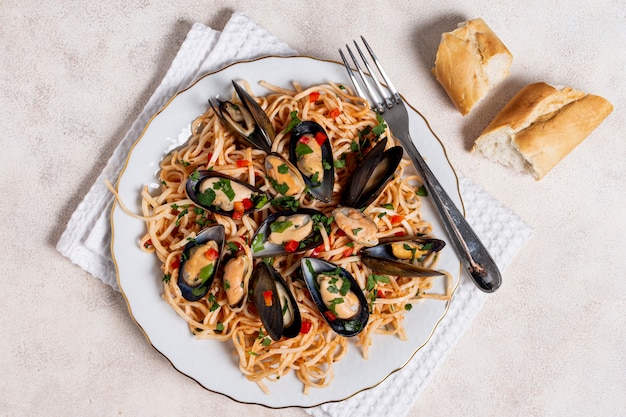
top-left (403, 133), bottom-right (502, 292)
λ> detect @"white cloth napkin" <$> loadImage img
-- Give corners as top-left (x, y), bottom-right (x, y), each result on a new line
top-left (56, 11), bottom-right (532, 417)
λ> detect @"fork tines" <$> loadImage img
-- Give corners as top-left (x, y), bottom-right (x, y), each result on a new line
top-left (339, 36), bottom-right (402, 114)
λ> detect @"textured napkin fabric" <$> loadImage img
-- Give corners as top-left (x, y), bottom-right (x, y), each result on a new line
top-left (56, 11), bottom-right (532, 417)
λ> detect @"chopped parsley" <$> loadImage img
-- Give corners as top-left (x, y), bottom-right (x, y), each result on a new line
top-left (277, 164), bottom-right (289, 174)
top-left (295, 142), bottom-right (313, 158)
top-left (270, 220), bottom-right (293, 234)
top-left (251, 233), bottom-right (265, 253)
top-left (270, 196), bottom-right (300, 211)
top-left (197, 188), bottom-right (216, 206)
top-left (212, 178), bottom-right (235, 201)
top-left (189, 170), bottom-right (200, 181)
top-left (283, 111), bottom-right (301, 133)
top-left (366, 273), bottom-right (390, 292)
top-left (416, 185), bottom-right (428, 197)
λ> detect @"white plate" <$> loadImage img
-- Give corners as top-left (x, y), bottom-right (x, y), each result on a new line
top-left (111, 56), bottom-right (462, 408)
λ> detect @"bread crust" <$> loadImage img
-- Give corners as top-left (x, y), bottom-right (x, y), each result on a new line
top-left (474, 82), bottom-right (613, 179)
top-left (432, 18), bottom-right (512, 115)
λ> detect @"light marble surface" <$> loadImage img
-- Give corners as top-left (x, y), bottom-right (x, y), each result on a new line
top-left (1, 1), bottom-right (625, 416)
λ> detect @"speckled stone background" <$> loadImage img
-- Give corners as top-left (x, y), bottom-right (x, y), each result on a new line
top-left (1, 1), bottom-right (625, 416)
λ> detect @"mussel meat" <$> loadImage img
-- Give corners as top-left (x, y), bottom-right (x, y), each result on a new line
top-left (340, 137), bottom-right (403, 209)
top-left (332, 207), bottom-right (379, 247)
top-left (186, 171), bottom-right (269, 218)
top-left (177, 224), bottom-right (225, 301)
top-left (210, 81), bottom-right (275, 153)
top-left (251, 261), bottom-right (302, 341)
top-left (250, 209), bottom-right (327, 258)
top-left (222, 253), bottom-right (253, 310)
top-left (264, 152), bottom-right (306, 197)
top-left (289, 121), bottom-right (334, 202)
top-left (300, 257), bottom-right (369, 337)
top-left (360, 235), bottom-right (447, 277)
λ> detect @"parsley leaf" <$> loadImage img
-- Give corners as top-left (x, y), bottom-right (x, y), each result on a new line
top-left (270, 220), bottom-right (293, 234)
top-left (283, 111), bottom-right (301, 133)
top-left (213, 178), bottom-right (235, 201)
top-left (416, 185), bottom-right (428, 197)
top-left (197, 188), bottom-right (216, 207)
top-left (270, 196), bottom-right (300, 211)
top-left (296, 143), bottom-right (313, 158)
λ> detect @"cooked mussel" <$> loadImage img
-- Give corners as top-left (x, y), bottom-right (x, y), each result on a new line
top-left (340, 137), bottom-right (403, 209)
top-left (251, 261), bottom-right (302, 341)
top-left (177, 224), bottom-right (225, 301)
top-left (264, 152), bottom-right (306, 197)
top-left (332, 207), bottom-right (379, 247)
top-left (289, 121), bottom-right (334, 202)
top-left (186, 170), bottom-right (269, 218)
top-left (210, 81), bottom-right (275, 153)
top-left (360, 236), bottom-right (446, 277)
top-left (222, 253), bottom-right (253, 311)
top-left (300, 257), bottom-right (369, 337)
top-left (250, 209), bottom-right (327, 258)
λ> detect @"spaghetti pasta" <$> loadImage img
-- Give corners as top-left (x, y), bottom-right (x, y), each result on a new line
top-left (131, 80), bottom-right (452, 393)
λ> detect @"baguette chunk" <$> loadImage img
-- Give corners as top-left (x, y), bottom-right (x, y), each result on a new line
top-left (432, 18), bottom-right (513, 115)
top-left (473, 82), bottom-right (613, 180)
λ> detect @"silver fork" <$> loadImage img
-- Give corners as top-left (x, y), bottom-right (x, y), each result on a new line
top-left (339, 36), bottom-right (502, 293)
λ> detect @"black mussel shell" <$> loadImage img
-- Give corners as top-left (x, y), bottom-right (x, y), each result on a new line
top-left (289, 121), bottom-right (334, 202)
top-left (300, 257), bottom-right (369, 337)
top-left (209, 81), bottom-right (275, 153)
top-left (177, 225), bottom-right (225, 301)
top-left (186, 170), bottom-right (269, 218)
top-left (360, 236), bottom-right (446, 277)
top-left (340, 137), bottom-right (403, 209)
top-left (250, 209), bottom-right (327, 258)
top-left (251, 262), bottom-right (302, 340)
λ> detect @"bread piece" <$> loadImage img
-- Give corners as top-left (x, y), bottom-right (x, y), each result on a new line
top-left (432, 18), bottom-right (513, 116)
top-left (473, 82), bottom-right (613, 180)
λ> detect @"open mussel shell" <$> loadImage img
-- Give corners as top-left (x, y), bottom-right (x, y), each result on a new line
top-left (251, 262), bottom-right (302, 341)
top-left (340, 137), bottom-right (403, 209)
top-left (289, 121), bottom-right (334, 202)
top-left (264, 152), bottom-right (306, 197)
top-left (250, 209), bottom-right (326, 258)
top-left (300, 257), bottom-right (369, 337)
top-left (177, 224), bottom-right (225, 301)
top-left (186, 170), bottom-right (269, 218)
top-left (209, 81), bottom-right (275, 153)
top-left (360, 236), bottom-right (446, 277)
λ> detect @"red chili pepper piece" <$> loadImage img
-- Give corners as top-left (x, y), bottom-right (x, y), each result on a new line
top-left (324, 310), bottom-right (337, 322)
top-left (236, 159), bottom-right (252, 167)
top-left (328, 108), bottom-right (341, 118)
top-left (300, 321), bottom-right (312, 334)
top-left (170, 256), bottom-right (180, 269)
top-left (204, 248), bottom-right (219, 260)
top-left (262, 290), bottom-right (273, 306)
top-left (311, 243), bottom-right (325, 258)
top-left (314, 131), bottom-right (326, 146)
top-left (284, 240), bottom-right (299, 253)
top-left (390, 215), bottom-right (404, 225)
top-left (241, 198), bottom-right (253, 210)
top-left (309, 91), bottom-right (320, 102)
